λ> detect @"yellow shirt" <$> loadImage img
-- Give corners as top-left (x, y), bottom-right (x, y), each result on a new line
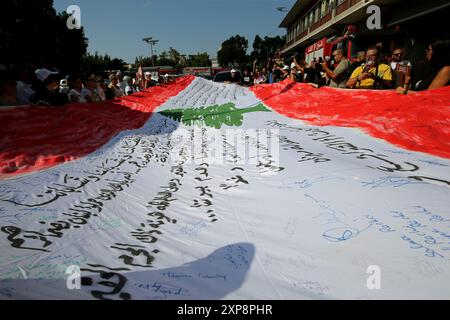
top-left (350, 64), bottom-right (393, 89)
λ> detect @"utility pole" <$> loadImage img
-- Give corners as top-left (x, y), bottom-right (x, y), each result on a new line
top-left (143, 37), bottom-right (159, 67)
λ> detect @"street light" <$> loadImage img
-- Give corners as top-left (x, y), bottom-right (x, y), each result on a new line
top-left (277, 7), bottom-right (288, 12)
top-left (143, 37), bottom-right (159, 67)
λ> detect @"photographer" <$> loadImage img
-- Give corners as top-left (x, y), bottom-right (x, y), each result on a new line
top-left (290, 55), bottom-right (305, 82)
top-left (321, 49), bottom-right (351, 88)
top-left (346, 46), bottom-right (393, 89)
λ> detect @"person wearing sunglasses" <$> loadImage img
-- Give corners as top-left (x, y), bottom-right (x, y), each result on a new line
top-left (397, 40), bottom-right (450, 94)
top-left (390, 48), bottom-right (412, 90)
top-left (346, 46), bottom-right (393, 89)
top-left (321, 49), bottom-right (351, 88)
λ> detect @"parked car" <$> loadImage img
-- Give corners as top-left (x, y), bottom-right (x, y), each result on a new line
top-left (213, 70), bottom-right (242, 83)
top-left (198, 74), bottom-right (213, 81)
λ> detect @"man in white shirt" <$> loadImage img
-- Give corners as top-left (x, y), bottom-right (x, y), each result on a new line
top-left (116, 71), bottom-right (127, 93)
top-left (81, 75), bottom-right (102, 103)
top-left (68, 77), bottom-right (87, 103)
top-left (123, 76), bottom-right (136, 96)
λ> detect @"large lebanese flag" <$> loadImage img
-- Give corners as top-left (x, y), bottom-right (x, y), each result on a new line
top-left (0, 77), bottom-right (449, 300)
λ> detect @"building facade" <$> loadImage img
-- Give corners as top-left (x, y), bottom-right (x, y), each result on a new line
top-left (280, 0), bottom-right (449, 62)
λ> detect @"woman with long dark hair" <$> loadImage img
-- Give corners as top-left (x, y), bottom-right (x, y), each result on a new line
top-left (397, 40), bottom-right (450, 94)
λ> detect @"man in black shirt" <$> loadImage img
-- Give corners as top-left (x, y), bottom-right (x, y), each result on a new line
top-left (229, 69), bottom-right (242, 84)
top-left (31, 69), bottom-right (68, 106)
top-left (242, 70), bottom-right (253, 87)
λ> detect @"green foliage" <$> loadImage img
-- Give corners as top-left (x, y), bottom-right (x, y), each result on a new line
top-left (81, 52), bottom-right (127, 75)
top-left (217, 35), bottom-right (249, 68)
top-left (216, 34), bottom-right (286, 70)
top-left (187, 53), bottom-right (211, 67)
top-left (250, 35), bottom-right (286, 68)
top-left (0, 0), bottom-right (88, 73)
top-left (135, 50), bottom-right (211, 68)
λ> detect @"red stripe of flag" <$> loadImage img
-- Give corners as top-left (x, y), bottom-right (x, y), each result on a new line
top-left (0, 75), bottom-right (195, 178)
top-left (251, 80), bottom-right (450, 159)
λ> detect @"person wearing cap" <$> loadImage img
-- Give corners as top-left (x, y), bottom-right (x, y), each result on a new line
top-left (144, 72), bottom-right (153, 89)
top-left (229, 69), bottom-right (241, 84)
top-left (123, 76), bottom-right (136, 96)
top-left (163, 74), bottom-right (171, 84)
top-left (30, 68), bottom-right (68, 106)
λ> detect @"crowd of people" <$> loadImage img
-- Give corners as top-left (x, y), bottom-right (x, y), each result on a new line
top-left (0, 67), bottom-right (172, 108)
top-left (235, 40), bottom-right (450, 94)
top-left (1, 40), bottom-right (449, 108)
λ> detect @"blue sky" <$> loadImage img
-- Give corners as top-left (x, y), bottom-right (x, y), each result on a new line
top-left (53, 0), bottom-right (296, 63)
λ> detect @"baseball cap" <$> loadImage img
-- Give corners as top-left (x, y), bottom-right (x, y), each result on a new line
top-left (145, 71), bottom-right (151, 76)
top-left (231, 69), bottom-right (236, 73)
top-left (282, 65), bottom-right (290, 71)
top-left (35, 68), bottom-right (59, 82)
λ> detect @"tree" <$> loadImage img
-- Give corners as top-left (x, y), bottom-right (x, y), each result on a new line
top-left (108, 58), bottom-right (127, 71)
top-left (135, 49), bottom-right (183, 67)
top-left (81, 52), bottom-right (126, 75)
top-left (168, 47), bottom-right (182, 65)
top-left (135, 56), bottom-right (152, 67)
top-left (157, 51), bottom-right (175, 66)
top-left (187, 53), bottom-right (211, 67)
top-left (0, 0), bottom-right (88, 73)
top-left (217, 35), bottom-right (249, 68)
top-left (250, 35), bottom-right (286, 68)
top-left (251, 35), bottom-right (263, 62)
